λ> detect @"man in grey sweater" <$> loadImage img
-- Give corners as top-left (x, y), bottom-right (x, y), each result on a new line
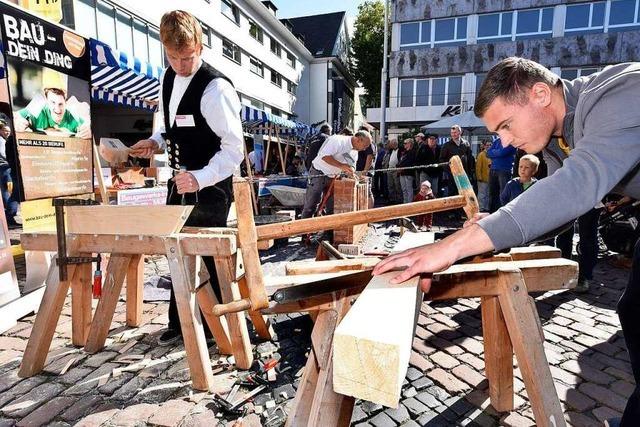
top-left (374, 57), bottom-right (640, 426)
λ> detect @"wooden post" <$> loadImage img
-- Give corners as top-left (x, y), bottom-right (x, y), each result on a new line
top-left (126, 254), bottom-right (144, 327)
top-left (232, 178), bottom-right (268, 310)
top-left (497, 271), bottom-right (565, 426)
top-left (19, 259), bottom-right (77, 377)
top-left (92, 138), bottom-right (109, 204)
top-left (264, 125), bottom-right (272, 173)
top-left (275, 126), bottom-right (286, 175)
top-left (481, 295), bottom-right (514, 412)
top-left (196, 284), bottom-right (233, 355)
top-left (84, 254), bottom-right (132, 353)
top-left (214, 255), bottom-right (253, 370)
top-left (242, 139), bottom-right (259, 215)
top-left (71, 256), bottom-right (92, 347)
top-left (164, 238), bottom-right (214, 391)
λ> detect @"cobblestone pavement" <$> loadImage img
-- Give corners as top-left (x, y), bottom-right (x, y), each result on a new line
top-left (0, 225), bottom-right (633, 426)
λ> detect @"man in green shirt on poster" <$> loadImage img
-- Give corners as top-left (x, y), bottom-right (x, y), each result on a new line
top-left (14, 87), bottom-right (91, 139)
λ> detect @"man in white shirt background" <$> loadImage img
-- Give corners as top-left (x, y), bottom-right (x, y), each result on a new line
top-left (300, 130), bottom-right (372, 220)
top-left (130, 10), bottom-right (244, 346)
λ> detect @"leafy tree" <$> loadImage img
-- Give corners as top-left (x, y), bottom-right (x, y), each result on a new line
top-left (351, 0), bottom-right (386, 109)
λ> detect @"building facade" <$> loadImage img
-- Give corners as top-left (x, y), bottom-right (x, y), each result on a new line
top-left (71, 0), bottom-right (313, 123)
top-left (368, 0), bottom-right (640, 140)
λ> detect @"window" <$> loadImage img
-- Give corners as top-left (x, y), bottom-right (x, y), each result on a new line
top-left (287, 80), bottom-right (297, 95)
top-left (96, 1), bottom-right (117, 48)
top-left (475, 73), bottom-right (486, 99)
top-left (560, 67), bottom-right (601, 80)
top-left (271, 107), bottom-right (282, 117)
top-left (221, 0), bottom-right (240, 24)
top-left (116, 11), bottom-right (133, 53)
top-left (565, 2), bottom-right (606, 34)
top-left (249, 21), bottom-right (264, 43)
top-left (133, 20), bottom-right (149, 63)
top-left (73, 0), bottom-right (97, 38)
top-left (399, 17), bottom-right (464, 49)
top-left (286, 51), bottom-right (296, 68)
top-left (515, 7), bottom-right (553, 39)
top-left (243, 95), bottom-right (264, 110)
top-left (398, 76), bottom-right (463, 107)
top-left (270, 38), bottom-right (282, 57)
top-left (149, 28), bottom-right (163, 67)
top-left (250, 57), bottom-right (264, 77)
top-left (200, 22), bottom-right (211, 47)
top-left (271, 70), bottom-right (282, 87)
top-left (477, 12), bottom-right (513, 41)
top-left (609, 0), bottom-right (640, 30)
top-left (222, 38), bottom-right (241, 63)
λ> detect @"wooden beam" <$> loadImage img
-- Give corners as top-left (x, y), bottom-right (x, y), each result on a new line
top-left (285, 258), bottom-right (380, 275)
top-left (232, 178), bottom-right (268, 310)
top-left (164, 239), bottom-right (214, 391)
top-left (428, 258), bottom-right (578, 300)
top-left (71, 257), bottom-right (92, 347)
top-left (93, 140), bottom-right (109, 204)
top-left (255, 196), bottom-right (466, 241)
top-left (126, 255), bottom-right (144, 327)
top-left (19, 259), bottom-right (76, 377)
top-left (481, 296), bottom-right (514, 412)
top-left (496, 271), bottom-right (566, 426)
top-left (84, 254), bottom-right (131, 353)
top-left (332, 271), bottom-right (420, 408)
top-left (66, 205), bottom-right (192, 235)
top-left (21, 232), bottom-right (236, 257)
top-left (196, 284), bottom-right (233, 355)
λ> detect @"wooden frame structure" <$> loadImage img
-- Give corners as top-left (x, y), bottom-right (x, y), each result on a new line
top-left (17, 156), bottom-right (576, 426)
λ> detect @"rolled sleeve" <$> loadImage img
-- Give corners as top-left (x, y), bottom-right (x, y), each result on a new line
top-left (191, 79), bottom-right (244, 189)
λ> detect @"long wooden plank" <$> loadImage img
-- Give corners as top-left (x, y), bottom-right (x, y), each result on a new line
top-left (214, 255), bottom-right (253, 370)
top-left (497, 271), bottom-right (566, 427)
top-left (126, 255), bottom-right (144, 327)
top-left (255, 196), bottom-right (466, 241)
top-left (232, 178), bottom-right (268, 310)
top-left (481, 296), bottom-right (514, 412)
top-left (84, 254), bottom-right (131, 353)
top-left (285, 258), bottom-right (380, 275)
top-left (21, 232), bottom-right (236, 256)
top-left (428, 258), bottom-right (578, 300)
top-left (164, 239), bottom-right (214, 391)
top-left (238, 276), bottom-right (274, 340)
top-left (66, 205), bottom-right (192, 235)
top-left (19, 259), bottom-right (76, 377)
top-left (71, 257), bottom-right (93, 346)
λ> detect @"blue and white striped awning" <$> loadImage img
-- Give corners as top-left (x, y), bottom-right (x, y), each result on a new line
top-left (242, 104), bottom-right (313, 138)
top-left (90, 38), bottom-right (163, 111)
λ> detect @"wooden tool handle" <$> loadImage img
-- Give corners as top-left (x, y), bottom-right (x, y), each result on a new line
top-left (449, 155), bottom-right (479, 219)
top-left (212, 298), bottom-right (252, 316)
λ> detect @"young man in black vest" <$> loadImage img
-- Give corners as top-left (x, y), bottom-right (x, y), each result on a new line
top-left (130, 10), bottom-right (244, 346)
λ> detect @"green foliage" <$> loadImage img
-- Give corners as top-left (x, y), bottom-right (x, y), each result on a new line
top-left (351, 0), bottom-right (386, 109)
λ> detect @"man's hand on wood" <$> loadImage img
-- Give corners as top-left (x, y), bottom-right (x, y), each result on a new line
top-left (174, 171), bottom-right (199, 194)
top-left (130, 139), bottom-right (159, 158)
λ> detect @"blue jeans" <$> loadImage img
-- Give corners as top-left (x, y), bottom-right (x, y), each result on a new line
top-left (0, 166), bottom-right (17, 221)
top-left (489, 169), bottom-right (512, 212)
top-left (400, 175), bottom-right (414, 204)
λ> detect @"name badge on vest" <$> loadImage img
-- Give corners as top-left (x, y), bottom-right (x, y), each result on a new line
top-left (175, 115), bottom-right (195, 127)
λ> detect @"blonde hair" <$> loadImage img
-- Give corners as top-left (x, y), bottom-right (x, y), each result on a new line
top-left (520, 154), bottom-right (540, 172)
top-left (160, 10), bottom-right (202, 50)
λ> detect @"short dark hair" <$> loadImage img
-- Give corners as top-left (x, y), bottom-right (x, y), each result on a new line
top-left (319, 123), bottom-right (332, 134)
top-left (475, 57), bottom-right (560, 117)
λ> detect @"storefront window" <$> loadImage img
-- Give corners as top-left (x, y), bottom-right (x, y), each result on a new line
top-left (73, 0), bottom-right (97, 38)
top-left (399, 80), bottom-right (414, 107)
top-left (116, 10), bottom-right (133, 54)
top-left (96, 0), bottom-right (116, 48)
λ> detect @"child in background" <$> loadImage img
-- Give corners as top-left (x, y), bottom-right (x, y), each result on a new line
top-left (413, 180), bottom-right (435, 230)
top-left (500, 154), bottom-right (540, 206)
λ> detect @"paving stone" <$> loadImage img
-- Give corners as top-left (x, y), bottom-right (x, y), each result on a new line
top-left (555, 382), bottom-right (595, 412)
top-left (350, 405), bottom-right (367, 423)
top-left (0, 371), bottom-right (22, 394)
top-left (560, 359), bottom-right (615, 385)
top-left (414, 391), bottom-right (440, 408)
top-left (360, 400), bottom-right (383, 415)
top-left (424, 385), bottom-right (450, 402)
top-left (611, 380), bottom-right (635, 398)
top-left (74, 405), bottom-right (119, 427)
top-left (591, 405), bottom-right (623, 422)
top-left (110, 403), bottom-right (157, 426)
top-left (402, 386), bottom-right (417, 398)
top-left (2, 382), bottom-right (65, 418)
top-left (501, 412), bottom-right (535, 426)
top-left (579, 383), bottom-right (628, 412)
top-left (408, 352), bottom-right (433, 373)
top-left (430, 351), bottom-right (459, 369)
top-left (64, 363), bottom-right (119, 396)
top-left (405, 367), bottom-right (422, 381)
top-left (0, 338), bottom-right (27, 352)
top-left (60, 395), bottom-right (104, 422)
top-left (410, 376), bottom-right (433, 391)
top-left (452, 364), bottom-right (486, 389)
top-left (458, 353), bottom-right (485, 371)
top-left (415, 410), bottom-right (440, 425)
top-left (564, 411), bottom-right (601, 427)
top-left (401, 397), bottom-right (428, 417)
top-left (15, 396), bottom-right (76, 427)
top-left (427, 368), bottom-right (470, 394)
top-left (147, 399), bottom-right (194, 427)
top-left (384, 404), bottom-right (409, 424)
top-left (369, 411), bottom-right (396, 427)
top-left (453, 337), bottom-right (484, 355)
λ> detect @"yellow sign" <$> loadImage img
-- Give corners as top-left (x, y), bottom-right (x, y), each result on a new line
top-left (21, 198), bottom-right (56, 232)
top-left (19, 0), bottom-right (63, 23)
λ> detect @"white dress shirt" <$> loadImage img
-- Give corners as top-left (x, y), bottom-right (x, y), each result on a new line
top-left (312, 135), bottom-right (356, 176)
top-left (150, 61), bottom-right (244, 189)
top-left (389, 148), bottom-right (400, 168)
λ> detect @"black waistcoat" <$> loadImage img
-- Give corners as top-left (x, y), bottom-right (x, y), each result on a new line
top-left (162, 62), bottom-right (235, 210)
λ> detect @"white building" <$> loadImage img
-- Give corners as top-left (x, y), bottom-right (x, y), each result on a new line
top-left (71, 0), bottom-right (314, 124)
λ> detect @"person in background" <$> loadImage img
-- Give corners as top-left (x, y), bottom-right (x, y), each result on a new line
top-left (0, 123), bottom-right (18, 226)
top-left (398, 138), bottom-right (417, 203)
top-left (413, 180), bottom-right (435, 230)
top-left (373, 142), bottom-right (387, 199)
top-left (440, 124), bottom-right (475, 197)
top-left (386, 139), bottom-right (402, 204)
top-left (500, 154), bottom-right (539, 206)
top-left (420, 135), bottom-right (442, 197)
top-left (475, 140), bottom-right (491, 211)
top-left (487, 137), bottom-right (516, 212)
